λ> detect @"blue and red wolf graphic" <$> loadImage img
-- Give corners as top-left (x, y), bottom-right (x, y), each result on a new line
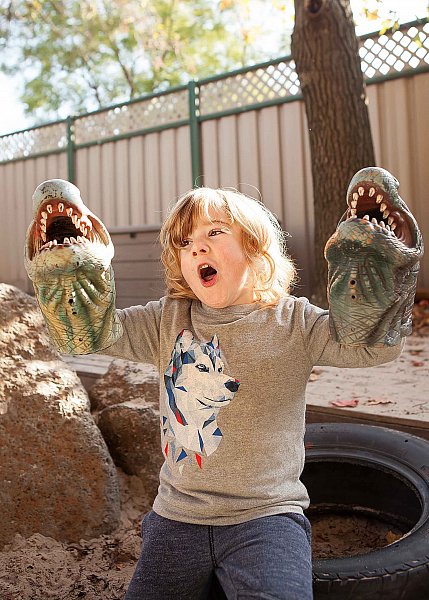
top-left (162, 329), bottom-right (240, 473)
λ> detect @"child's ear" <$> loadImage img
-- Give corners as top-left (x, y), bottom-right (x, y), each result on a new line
top-left (176, 329), bottom-right (194, 353)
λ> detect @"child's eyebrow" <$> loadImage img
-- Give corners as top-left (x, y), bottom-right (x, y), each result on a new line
top-left (210, 219), bottom-right (230, 227)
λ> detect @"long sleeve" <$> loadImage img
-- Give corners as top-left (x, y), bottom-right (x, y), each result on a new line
top-left (99, 298), bottom-right (164, 366)
top-left (300, 299), bottom-right (403, 369)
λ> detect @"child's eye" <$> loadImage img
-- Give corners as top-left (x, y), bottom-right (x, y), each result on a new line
top-left (180, 239), bottom-right (191, 247)
top-left (196, 363), bottom-right (209, 372)
top-left (209, 229), bottom-right (223, 237)
top-left (218, 366), bottom-right (223, 373)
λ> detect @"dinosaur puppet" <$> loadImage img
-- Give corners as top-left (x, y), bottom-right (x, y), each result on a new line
top-left (24, 179), bottom-right (122, 354)
top-left (24, 168), bottom-right (423, 354)
top-left (325, 167), bottom-right (423, 346)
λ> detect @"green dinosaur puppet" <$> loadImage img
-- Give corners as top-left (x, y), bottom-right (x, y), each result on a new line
top-left (325, 167), bottom-right (423, 346)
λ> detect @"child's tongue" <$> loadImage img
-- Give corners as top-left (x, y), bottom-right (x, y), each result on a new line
top-left (201, 266), bottom-right (217, 282)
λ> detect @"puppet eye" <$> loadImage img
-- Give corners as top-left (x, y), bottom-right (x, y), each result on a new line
top-left (196, 364), bottom-right (209, 372)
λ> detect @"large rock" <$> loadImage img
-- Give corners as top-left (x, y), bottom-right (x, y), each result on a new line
top-left (91, 360), bottom-right (162, 499)
top-left (0, 284), bottom-right (120, 548)
top-left (89, 360), bottom-right (159, 411)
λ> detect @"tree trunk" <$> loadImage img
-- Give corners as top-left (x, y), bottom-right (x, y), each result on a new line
top-left (291, 0), bottom-right (375, 307)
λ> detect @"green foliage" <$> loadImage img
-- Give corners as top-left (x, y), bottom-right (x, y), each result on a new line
top-left (0, 0), bottom-right (427, 123)
top-left (1, 0), bottom-right (279, 121)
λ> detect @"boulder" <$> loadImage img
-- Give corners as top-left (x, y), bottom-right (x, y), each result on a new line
top-left (89, 359), bottom-right (159, 411)
top-left (0, 284), bottom-right (120, 548)
top-left (91, 360), bottom-right (162, 499)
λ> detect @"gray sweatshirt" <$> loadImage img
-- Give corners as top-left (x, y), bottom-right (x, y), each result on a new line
top-left (103, 295), bottom-right (402, 525)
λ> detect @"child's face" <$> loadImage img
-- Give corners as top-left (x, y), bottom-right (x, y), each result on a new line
top-left (179, 210), bottom-right (255, 308)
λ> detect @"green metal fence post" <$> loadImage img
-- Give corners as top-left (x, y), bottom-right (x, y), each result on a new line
top-left (188, 81), bottom-right (201, 188)
top-left (66, 116), bottom-right (75, 183)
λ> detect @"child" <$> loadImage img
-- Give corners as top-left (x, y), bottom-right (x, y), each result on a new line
top-left (95, 187), bottom-right (402, 600)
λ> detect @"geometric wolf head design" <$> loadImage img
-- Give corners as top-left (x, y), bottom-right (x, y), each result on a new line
top-left (162, 329), bottom-right (240, 471)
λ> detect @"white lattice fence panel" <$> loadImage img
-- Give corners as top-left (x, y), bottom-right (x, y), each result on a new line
top-left (74, 89), bottom-right (189, 145)
top-left (199, 60), bottom-right (300, 116)
top-left (359, 22), bottom-right (429, 79)
top-left (0, 122), bottom-right (67, 162)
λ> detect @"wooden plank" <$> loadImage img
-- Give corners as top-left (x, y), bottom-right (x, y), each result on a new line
top-left (129, 137), bottom-right (145, 224)
top-left (176, 126), bottom-right (193, 193)
top-left (366, 84), bottom-right (382, 163)
top-left (114, 139), bottom-right (130, 227)
top-left (143, 133), bottom-right (161, 224)
top-left (0, 165), bottom-right (13, 282)
top-left (218, 115), bottom-right (239, 187)
top-left (115, 278), bottom-right (165, 297)
top-left (237, 111), bottom-right (260, 194)
top-left (75, 147), bottom-right (89, 202)
top-left (100, 142), bottom-right (116, 227)
top-left (14, 160), bottom-right (28, 288)
top-left (258, 106), bottom-right (283, 223)
top-left (112, 242), bottom-right (161, 262)
top-left (201, 120), bottom-right (219, 188)
top-left (113, 262), bottom-right (163, 279)
top-left (159, 128), bottom-right (177, 216)
top-left (409, 72), bottom-right (429, 288)
top-left (87, 145), bottom-right (103, 216)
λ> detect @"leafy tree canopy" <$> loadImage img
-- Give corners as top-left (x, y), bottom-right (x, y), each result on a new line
top-left (0, 0), bottom-right (427, 123)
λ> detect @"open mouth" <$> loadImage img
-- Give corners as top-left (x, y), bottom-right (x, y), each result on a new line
top-left (199, 263), bottom-right (218, 283)
top-left (344, 181), bottom-right (413, 247)
top-left (31, 199), bottom-right (107, 259)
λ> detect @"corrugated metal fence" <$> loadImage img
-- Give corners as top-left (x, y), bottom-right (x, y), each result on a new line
top-left (1, 20), bottom-right (428, 298)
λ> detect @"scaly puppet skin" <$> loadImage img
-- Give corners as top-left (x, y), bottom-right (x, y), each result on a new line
top-left (24, 179), bottom-right (122, 355)
top-left (325, 167), bottom-right (423, 347)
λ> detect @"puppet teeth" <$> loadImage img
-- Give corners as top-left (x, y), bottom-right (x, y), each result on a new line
top-left (350, 208), bottom-right (357, 217)
top-left (391, 223), bottom-right (397, 231)
top-left (380, 203), bottom-right (387, 212)
top-left (351, 199), bottom-right (357, 209)
top-left (363, 214), bottom-right (370, 220)
top-left (353, 192), bottom-right (359, 201)
top-left (47, 204), bottom-right (53, 214)
top-left (58, 203), bottom-right (64, 212)
top-left (376, 194), bottom-right (383, 204)
top-left (388, 216), bottom-right (394, 226)
top-left (358, 187), bottom-right (364, 196)
top-left (369, 187), bottom-right (375, 197)
top-left (383, 209), bottom-right (390, 219)
top-left (371, 218), bottom-right (378, 225)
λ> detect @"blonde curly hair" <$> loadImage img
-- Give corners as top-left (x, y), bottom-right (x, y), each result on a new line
top-left (160, 187), bottom-right (297, 306)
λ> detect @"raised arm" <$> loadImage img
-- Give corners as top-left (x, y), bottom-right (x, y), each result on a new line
top-left (324, 167), bottom-right (424, 347)
top-left (24, 179), bottom-right (123, 355)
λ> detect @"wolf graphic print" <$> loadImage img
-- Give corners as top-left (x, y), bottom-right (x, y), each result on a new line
top-left (162, 329), bottom-right (240, 472)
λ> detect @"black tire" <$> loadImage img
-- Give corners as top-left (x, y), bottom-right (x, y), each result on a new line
top-left (304, 423), bottom-right (429, 600)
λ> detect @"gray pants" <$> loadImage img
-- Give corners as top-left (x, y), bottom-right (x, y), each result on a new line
top-left (125, 511), bottom-right (313, 600)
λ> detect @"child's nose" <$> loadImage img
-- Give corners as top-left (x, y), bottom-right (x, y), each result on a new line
top-left (192, 242), bottom-right (208, 256)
